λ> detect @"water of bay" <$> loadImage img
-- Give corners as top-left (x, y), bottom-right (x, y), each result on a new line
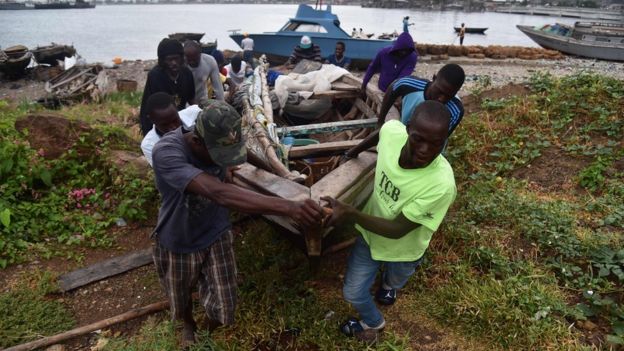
top-left (0, 4), bottom-right (577, 63)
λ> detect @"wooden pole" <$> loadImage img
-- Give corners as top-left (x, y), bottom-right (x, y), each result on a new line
top-left (3, 300), bottom-right (170, 351)
top-left (258, 58), bottom-right (274, 125)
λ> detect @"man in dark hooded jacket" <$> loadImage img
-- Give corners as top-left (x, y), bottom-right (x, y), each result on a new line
top-left (139, 38), bottom-right (196, 136)
top-left (360, 32), bottom-right (417, 95)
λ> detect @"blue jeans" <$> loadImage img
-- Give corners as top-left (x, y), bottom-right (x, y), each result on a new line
top-left (343, 236), bottom-right (423, 327)
top-left (243, 50), bottom-right (254, 68)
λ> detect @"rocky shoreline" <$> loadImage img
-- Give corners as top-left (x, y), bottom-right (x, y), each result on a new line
top-left (1, 54), bottom-right (622, 104)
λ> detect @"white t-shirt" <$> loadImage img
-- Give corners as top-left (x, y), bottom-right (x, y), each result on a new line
top-left (140, 105), bottom-right (201, 166)
top-left (224, 61), bottom-right (248, 87)
top-left (241, 37), bottom-right (254, 51)
top-left (187, 53), bottom-right (224, 104)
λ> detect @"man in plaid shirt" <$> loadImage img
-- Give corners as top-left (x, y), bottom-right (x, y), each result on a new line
top-left (151, 100), bottom-right (324, 347)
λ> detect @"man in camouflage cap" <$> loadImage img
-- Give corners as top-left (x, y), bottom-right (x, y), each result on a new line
top-left (151, 100), bottom-right (324, 348)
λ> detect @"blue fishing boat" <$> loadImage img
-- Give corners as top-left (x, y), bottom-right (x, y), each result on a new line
top-left (229, 3), bottom-right (394, 68)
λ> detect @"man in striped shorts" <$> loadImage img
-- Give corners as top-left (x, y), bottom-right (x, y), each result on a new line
top-left (151, 100), bottom-right (324, 348)
top-left (346, 64), bottom-right (465, 158)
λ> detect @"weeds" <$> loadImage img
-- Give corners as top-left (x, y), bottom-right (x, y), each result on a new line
top-left (0, 271), bottom-right (74, 348)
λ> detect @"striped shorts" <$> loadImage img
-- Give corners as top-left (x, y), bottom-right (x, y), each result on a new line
top-left (152, 231), bottom-right (237, 325)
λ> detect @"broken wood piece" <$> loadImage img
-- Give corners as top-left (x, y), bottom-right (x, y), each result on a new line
top-left (331, 81), bottom-right (359, 91)
top-left (311, 151), bottom-right (377, 202)
top-left (309, 90), bottom-right (358, 99)
top-left (57, 248), bottom-right (153, 292)
top-left (276, 118), bottom-right (377, 137)
top-left (288, 139), bottom-right (363, 159)
top-left (233, 163), bottom-right (309, 201)
top-left (354, 98), bottom-right (377, 120)
top-left (47, 68), bottom-right (92, 90)
top-left (3, 300), bottom-right (170, 351)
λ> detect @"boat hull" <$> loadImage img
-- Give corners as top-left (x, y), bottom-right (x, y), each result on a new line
top-left (231, 33), bottom-right (392, 68)
top-left (0, 51), bottom-right (32, 78)
top-left (517, 25), bottom-right (624, 62)
top-left (454, 27), bottom-right (488, 34)
top-left (32, 45), bottom-right (77, 66)
top-left (168, 33), bottom-right (205, 42)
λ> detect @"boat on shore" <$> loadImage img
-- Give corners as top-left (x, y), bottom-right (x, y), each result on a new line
top-left (0, 1), bottom-right (30, 10)
top-left (454, 26), bottom-right (488, 34)
top-left (0, 45), bottom-right (32, 78)
top-left (517, 22), bottom-right (624, 62)
top-left (168, 32), bottom-right (205, 42)
top-left (32, 44), bottom-right (76, 66)
top-left (34, 0), bottom-right (95, 9)
top-left (229, 3), bottom-right (393, 68)
top-left (230, 57), bottom-right (386, 259)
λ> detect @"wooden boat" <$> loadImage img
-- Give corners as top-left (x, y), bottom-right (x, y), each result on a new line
top-left (517, 22), bottom-right (624, 62)
top-left (168, 32), bottom-right (205, 42)
top-left (229, 4), bottom-right (394, 69)
top-left (32, 44), bottom-right (76, 66)
top-left (34, 0), bottom-right (95, 9)
top-left (231, 57), bottom-right (393, 259)
top-left (0, 2), bottom-right (28, 10)
top-left (454, 26), bottom-right (488, 34)
top-left (0, 45), bottom-right (32, 78)
top-left (200, 40), bottom-right (218, 55)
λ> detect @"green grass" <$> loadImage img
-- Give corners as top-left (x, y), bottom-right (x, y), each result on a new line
top-left (0, 271), bottom-right (75, 348)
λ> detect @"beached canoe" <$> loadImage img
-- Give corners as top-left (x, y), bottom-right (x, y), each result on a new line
top-left (231, 58), bottom-right (393, 258)
top-left (517, 22), bottom-right (624, 61)
top-left (32, 44), bottom-right (76, 66)
top-left (0, 45), bottom-right (32, 78)
top-left (168, 32), bottom-right (205, 42)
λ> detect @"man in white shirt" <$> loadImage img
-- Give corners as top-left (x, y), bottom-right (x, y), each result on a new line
top-left (224, 56), bottom-right (252, 89)
top-left (183, 41), bottom-right (225, 107)
top-left (241, 33), bottom-right (254, 68)
top-left (141, 92), bottom-right (202, 167)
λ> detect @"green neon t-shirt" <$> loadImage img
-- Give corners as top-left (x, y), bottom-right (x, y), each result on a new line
top-left (357, 120), bottom-right (456, 262)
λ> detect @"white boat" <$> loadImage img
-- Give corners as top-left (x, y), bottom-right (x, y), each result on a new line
top-left (516, 22), bottom-right (624, 62)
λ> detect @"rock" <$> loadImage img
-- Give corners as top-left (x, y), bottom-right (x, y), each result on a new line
top-left (104, 150), bottom-right (151, 178)
top-left (577, 320), bottom-right (598, 331)
top-left (45, 345), bottom-right (66, 351)
top-left (91, 337), bottom-right (109, 351)
top-left (15, 114), bottom-right (91, 159)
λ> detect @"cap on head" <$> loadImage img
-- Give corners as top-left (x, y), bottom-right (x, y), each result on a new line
top-left (194, 100), bottom-right (246, 168)
top-left (300, 35), bottom-right (312, 49)
top-left (157, 38), bottom-right (184, 60)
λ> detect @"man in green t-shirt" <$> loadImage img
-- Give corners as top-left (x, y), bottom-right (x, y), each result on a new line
top-left (323, 100), bottom-right (456, 343)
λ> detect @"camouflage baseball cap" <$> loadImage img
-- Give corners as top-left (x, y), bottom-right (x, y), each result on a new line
top-left (194, 100), bottom-right (246, 168)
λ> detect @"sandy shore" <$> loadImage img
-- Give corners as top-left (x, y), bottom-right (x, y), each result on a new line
top-left (1, 55), bottom-right (622, 103)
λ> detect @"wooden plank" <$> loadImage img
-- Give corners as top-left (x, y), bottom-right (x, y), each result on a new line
top-left (311, 151), bottom-right (377, 202)
top-left (354, 98), bottom-right (377, 120)
top-left (309, 90), bottom-right (358, 99)
top-left (276, 118), bottom-right (377, 136)
top-left (57, 248), bottom-right (152, 292)
top-left (339, 74), bottom-right (363, 88)
top-left (337, 168), bottom-right (375, 209)
top-left (331, 81), bottom-right (359, 91)
top-left (289, 139), bottom-right (363, 159)
top-left (233, 163), bottom-right (309, 201)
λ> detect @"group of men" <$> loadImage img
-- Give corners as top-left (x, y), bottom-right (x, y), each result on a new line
top-left (138, 31), bottom-right (466, 348)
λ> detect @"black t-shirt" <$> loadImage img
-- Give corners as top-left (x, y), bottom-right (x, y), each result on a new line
top-left (139, 65), bottom-right (195, 135)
